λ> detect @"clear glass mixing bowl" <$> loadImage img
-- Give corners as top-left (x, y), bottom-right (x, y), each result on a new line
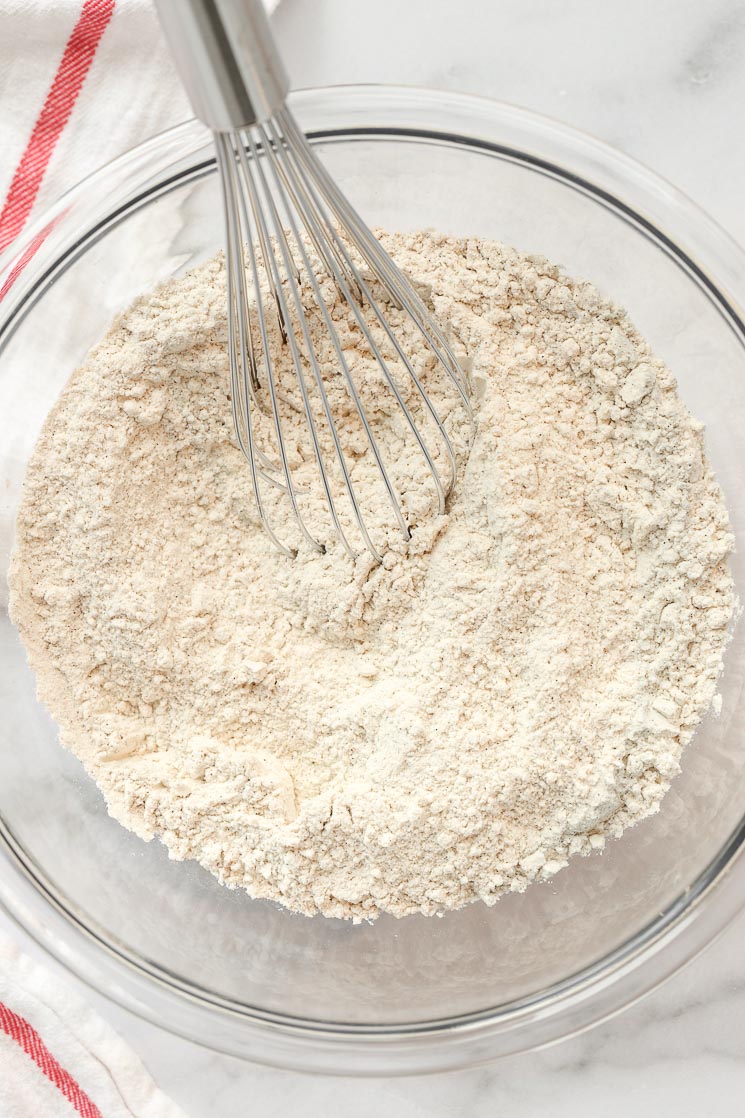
top-left (1, 86), bottom-right (744, 1076)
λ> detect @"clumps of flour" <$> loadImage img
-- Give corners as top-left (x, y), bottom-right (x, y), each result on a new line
top-left (8, 231), bottom-right (734, 920)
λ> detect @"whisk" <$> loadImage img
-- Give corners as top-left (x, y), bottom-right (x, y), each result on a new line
top-left (155, 0), bottom-right (472, 561)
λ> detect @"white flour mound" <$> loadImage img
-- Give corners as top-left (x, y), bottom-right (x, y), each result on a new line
top-left (9, 231), bottom-right (734, 920)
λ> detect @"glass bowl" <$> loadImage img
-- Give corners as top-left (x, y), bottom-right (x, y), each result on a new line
top-left (1, 85), bottom-right (744, 1076)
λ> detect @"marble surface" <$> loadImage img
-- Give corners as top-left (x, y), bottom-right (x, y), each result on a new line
top-left (6, 0), bottom-right (745, 1113)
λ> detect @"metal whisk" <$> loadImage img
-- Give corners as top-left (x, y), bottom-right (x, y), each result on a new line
top-left (155, 0), bottom-right (472, 561)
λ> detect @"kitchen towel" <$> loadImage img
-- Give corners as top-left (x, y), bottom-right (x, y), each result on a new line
top-left (0, 0), bottom-right (280, 260)
top-left (0, 932), bottom-right (187, 1117)
top-left (0, 0), bottom-right (193, 256)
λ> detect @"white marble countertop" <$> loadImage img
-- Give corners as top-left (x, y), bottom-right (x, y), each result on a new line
top-left (7, 0), bottom-right (745, 1113)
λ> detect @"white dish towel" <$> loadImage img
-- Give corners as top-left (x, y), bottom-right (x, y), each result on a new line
top-left (0, 932), bottom-right (187, 1117)
top-left (0, 0), bottom-right (279, 253)
top-left (0, 0), bottom-right (275, 1113)
top-left (0, 0), bottom-right (192, 255)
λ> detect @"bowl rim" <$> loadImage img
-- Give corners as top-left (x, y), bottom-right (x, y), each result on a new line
top-left (2, 82), bottom-right (745, 1075)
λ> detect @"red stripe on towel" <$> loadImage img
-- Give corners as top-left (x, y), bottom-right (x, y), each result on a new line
top-left (0, 0), bottom-right (116, 254)
top-left (0, 213), bottom-right (65, 302)
top-left (0, 1000), bottom-right (104, 1117)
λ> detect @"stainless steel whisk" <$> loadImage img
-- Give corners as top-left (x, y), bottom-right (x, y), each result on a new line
top-left (155, 0), bottom-right (472, 561)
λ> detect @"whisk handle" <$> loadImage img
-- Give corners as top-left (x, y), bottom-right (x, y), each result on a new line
top-left (155, 0), bottom-right (289, 131)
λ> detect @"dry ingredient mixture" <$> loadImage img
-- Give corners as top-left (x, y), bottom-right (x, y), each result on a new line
top-left (9, 231), bottom-right (734, 920)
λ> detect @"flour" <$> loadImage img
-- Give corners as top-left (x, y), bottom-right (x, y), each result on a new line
top-left (8, 231), bottom-right (734, 920)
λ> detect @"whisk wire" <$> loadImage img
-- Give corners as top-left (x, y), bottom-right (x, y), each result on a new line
top-left (259, 120), bottom-right (413, 545)
top-left (223, 136), bottom-right (301, 492)
top-left (231, 136), bottom-right (324, 553)
top-left (263, 121), bottom-right (364, 305)
top-left (216, 133), bottom-right (295, 558)
top-left (280, 110), bottom-right (472, 409)
top-left (244, 129), bottom-right (390, 560)
top-left (262, 116), bottom-right (449, 515)
top-left (243, 130), bottom-right (381, 559)
top-left (239, 134), bottom-right (341, 555)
